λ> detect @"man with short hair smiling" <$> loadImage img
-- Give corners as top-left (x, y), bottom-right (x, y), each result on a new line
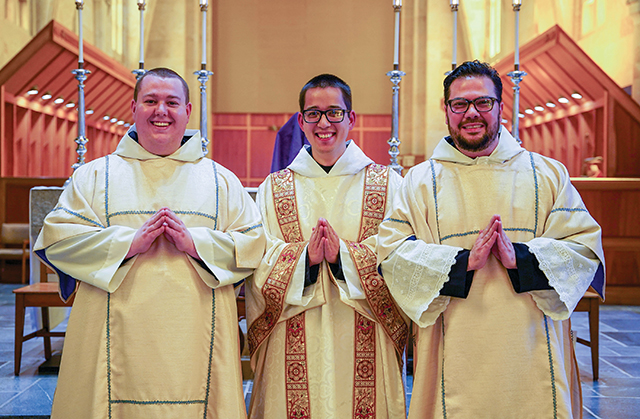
top-left (247, 74), bottom-right (409, 418)
top-left (35, 67), bottom-right (265, 419)
top-left (378, 60), bottom-right (605, 418)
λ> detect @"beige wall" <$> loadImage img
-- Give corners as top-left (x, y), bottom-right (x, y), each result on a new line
top-left (211, 0), bottom-right (394, 114)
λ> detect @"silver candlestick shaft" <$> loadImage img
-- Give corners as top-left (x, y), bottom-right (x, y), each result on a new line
top-left (71, 67), bottom-right (91, 172)
top-left (387, 1), bottom-right (404, 175)
top-left (195, 66), bottom-right (213, 156)
top-left (507, 69), bottom-right (526, 144)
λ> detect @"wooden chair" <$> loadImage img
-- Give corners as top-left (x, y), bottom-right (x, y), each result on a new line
top-left (574, 289), bottom-right (600, 380)
top-left (0, 223), bottom-right (30, 284)
top-left (13, 262), bottom-right (74, 375)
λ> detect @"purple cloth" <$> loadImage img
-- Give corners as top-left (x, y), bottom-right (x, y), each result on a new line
top-left (270, 113), bottom-right (309, 173)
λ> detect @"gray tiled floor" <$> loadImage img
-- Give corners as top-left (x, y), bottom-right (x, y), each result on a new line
top-left (1, 282), bottom-right (639, 418)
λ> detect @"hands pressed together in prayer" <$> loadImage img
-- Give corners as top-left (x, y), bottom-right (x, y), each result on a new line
top-left (308, 218), bottom-right (340, 266)
top-left (125, 207), bottom-right (199, 260)
top-left (468, 214), bottom-right (516, 271)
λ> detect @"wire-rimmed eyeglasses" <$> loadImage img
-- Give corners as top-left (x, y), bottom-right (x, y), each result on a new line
top-left (447, 97), bottom-right (499, 114)
top-left (301, 108), bottom-right (348, 124)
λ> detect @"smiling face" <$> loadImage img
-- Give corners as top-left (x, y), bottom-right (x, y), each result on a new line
top-left (131, 75), bottom-right (192, 156)
top-left (445, 76), bottom-right (503, 158)
top-left (298, 86), bottom-right (356, 167)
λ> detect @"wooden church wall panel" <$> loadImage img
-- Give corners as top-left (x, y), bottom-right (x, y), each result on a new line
top-left (2, 102), bottom-right (15, 177)
top-left (14, 106), bottom-right (29, 177)
top-left (212, 129), bottom-right (248, 178)
top-left (613, 102), bottom-right (640, 177)
top-left (361, 131), bottom-right (394, 166)
top-left (249, 129), bottom-right (277, 185)
top-left (213, 113), bottom-right (247, 127)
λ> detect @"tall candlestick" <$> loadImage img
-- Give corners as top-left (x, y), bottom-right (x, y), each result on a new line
top-left (509, 0), bottom-right (525, 144)
top-left (76, 0), bottom-right (84, 65)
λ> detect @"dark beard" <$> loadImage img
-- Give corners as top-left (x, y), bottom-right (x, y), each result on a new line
top-left (448, 118), bottom-right (500, 153)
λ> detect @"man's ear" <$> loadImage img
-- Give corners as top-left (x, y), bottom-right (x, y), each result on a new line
top-left (185, 102), bottom-right (192, 119)
top-left (297, 111), bottom-right (305, 130)
top-left (130, 98), bottom-right (137, 116)
top-left (348, 110), bottom-right (357, 130)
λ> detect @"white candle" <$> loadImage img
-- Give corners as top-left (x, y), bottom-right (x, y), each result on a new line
top-left (201, 7), bottom-right (207, 65)
top-left (393, 10), bottom-right (400, 65)
top-left (200, 0), bottom-right (208, 5)
top-left (139, 3), bottom-right (144, 64)
top-left (393, 0), bottom-right (402, 6)
top-left (76, 0), bottom-right (84, 63)
top-left (452, 9), bottom-right (457, 66)
top-left (514, 7), bottom-right (519, 66)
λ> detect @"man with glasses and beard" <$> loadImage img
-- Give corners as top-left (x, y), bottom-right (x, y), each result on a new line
top-left (378, 60), bottom-right (605, 418)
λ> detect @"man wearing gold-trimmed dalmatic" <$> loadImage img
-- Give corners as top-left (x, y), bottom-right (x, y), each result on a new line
top-left (34, 68), bottom-right (265, 419)
top-left (246, 74), bottom-right (409, 419)
top-left (378, 61), bottom-right (605, 419)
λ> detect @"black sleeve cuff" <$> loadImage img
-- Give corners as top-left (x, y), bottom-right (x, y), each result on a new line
top-left (305, 250), bottom-right (320, 288)
top-left (328, 253), bottom-right (345, 282)
top-left (440, 249), bottom-right (474, 298)
top-left (508, 243), bottom-right (553, 293)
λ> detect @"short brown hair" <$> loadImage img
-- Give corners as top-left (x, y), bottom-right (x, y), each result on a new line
top-left (134, 68), bottom-right (190, 104)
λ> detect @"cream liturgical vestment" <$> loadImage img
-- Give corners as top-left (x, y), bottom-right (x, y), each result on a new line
top-left (34, 129), bottom-right (265, 419)
top-left (247, 142), bottom-right (409, 419)
top-left (378, 127), bottom-right (605, 419)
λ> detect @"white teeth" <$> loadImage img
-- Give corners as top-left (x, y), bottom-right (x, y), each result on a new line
top-left (153, 122), bottom-right (169, 127)
top-left (317, 133), bottom-right (333, 139)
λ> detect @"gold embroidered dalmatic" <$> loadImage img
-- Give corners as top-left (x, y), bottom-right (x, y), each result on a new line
top-left (378, 127), bottom-right (605, 419)
top-left (247, 142), bottom-right (408, 419)
top-left (35, 129), bottom-right (265, 419)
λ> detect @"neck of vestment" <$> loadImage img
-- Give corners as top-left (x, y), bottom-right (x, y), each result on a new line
top-left (115, 127), bottom-right (204, 162)
top-left (433, 125), bottom-right (524, 165)
top-left (288, 140), bottom-right (373, 177)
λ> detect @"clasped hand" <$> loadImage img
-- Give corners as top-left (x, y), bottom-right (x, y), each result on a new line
top-left (307, 218), bottom-right (340, 266)
top-left (468, 214), bottom-right (516, 271)
top-left (125, 207), bottom-right (199, 260)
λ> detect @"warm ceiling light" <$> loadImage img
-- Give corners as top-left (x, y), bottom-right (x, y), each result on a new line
top-left (117, 120), bottom-right (125, 125)
top-left (571, 92), bottom-right (583, 99)
top-left (525, 109), bottom-right (534, 115)
top-left (110, 117), bottom-right (118, 123)
top-left (558, 97), bottom-right (569, 104)
top-left (501, 119), bottom-right (508, 124)
top-left (518, 113), bottom-right (525, 118)
top-left (124, 123), bottom-right (131, 127)
top-left (41, 92), bottom-right (52, 100)
top-left (65, 102), bottom-right (75, 108)
top-left (534, 105), bottom-right (545, 112)
top-left (546, 101), bottom-right (556, 108)
top-left (54, 97), bottom-right (64, 104)
top-left (86, 109), bottom-right (94, 115)
top-left (103, 115), bottom-right (110, 120)
top-left (27, 87), bottom-right (38, 95)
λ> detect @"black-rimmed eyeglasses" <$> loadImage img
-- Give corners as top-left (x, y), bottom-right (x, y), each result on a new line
top-left (447, 97), bottom-right (499, 114)
top-left (301, 108), bottom-right (348, 124)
